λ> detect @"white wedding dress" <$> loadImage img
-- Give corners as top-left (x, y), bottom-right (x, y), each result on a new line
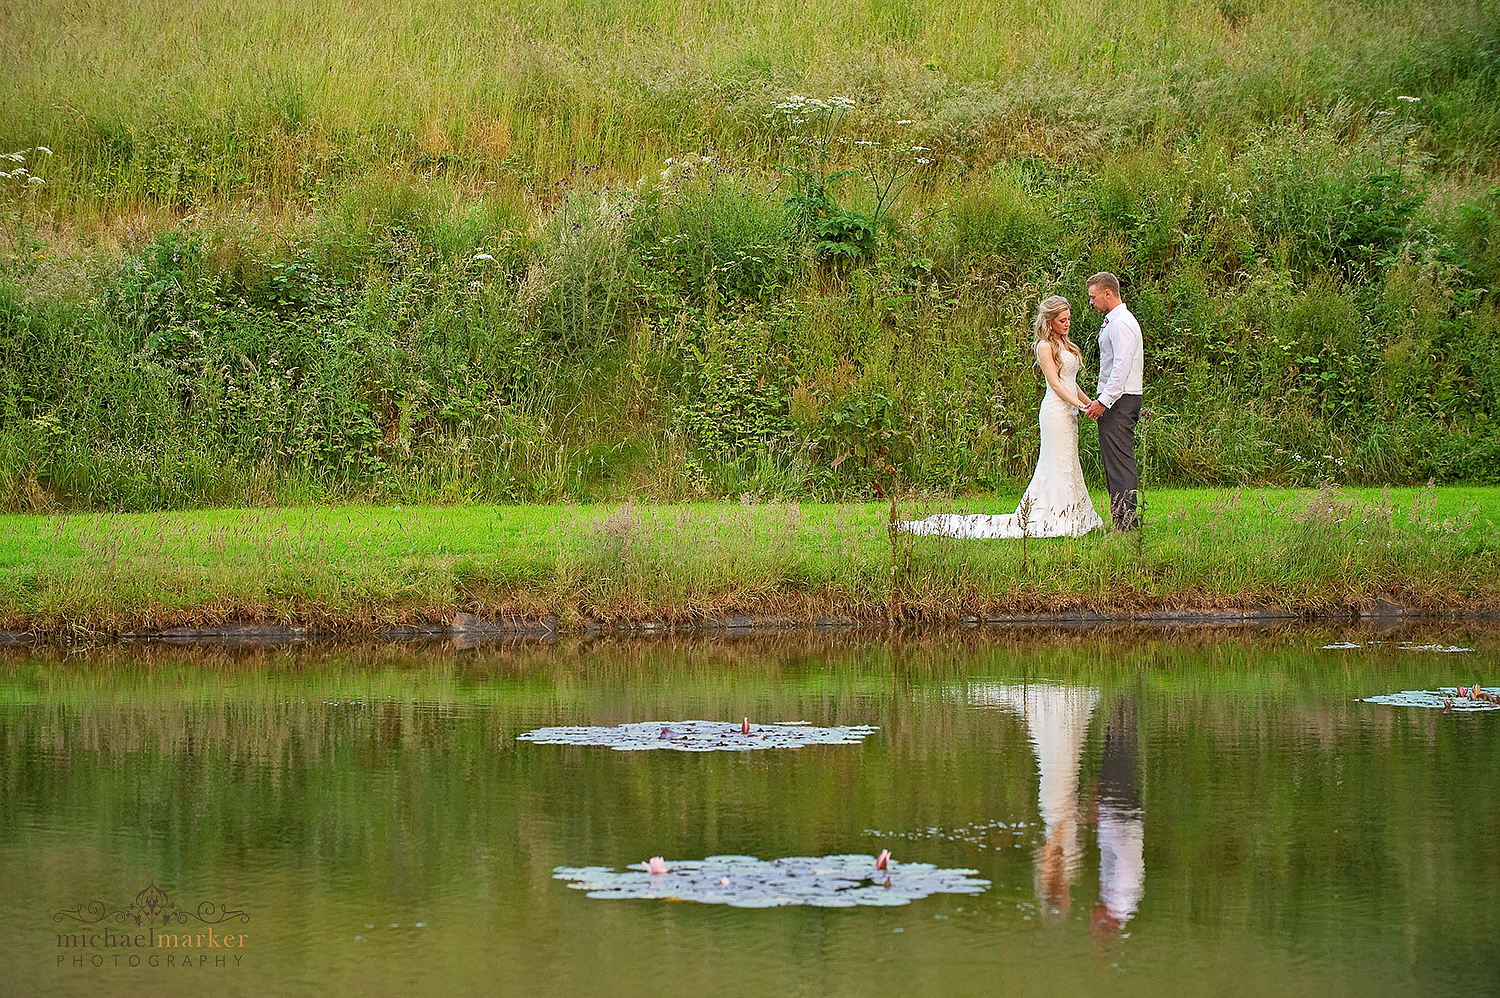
top-left (902, 351), bottom-right (1104, 538)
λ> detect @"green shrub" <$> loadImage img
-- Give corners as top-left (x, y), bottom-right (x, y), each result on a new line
top-left (1449, 186), bottom-right (1500, 288)
top-left (671, 310), bottom-right (797, 461)
top-left (642, 159), bottom-right (798, 303)
top-left (522, 186), bottom-right (637, 354)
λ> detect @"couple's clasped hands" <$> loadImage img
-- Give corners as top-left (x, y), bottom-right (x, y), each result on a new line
top-left (1052, 377), bottom-right (1097, 419)
top-left (1069, 391), bottom-right (1101, 420)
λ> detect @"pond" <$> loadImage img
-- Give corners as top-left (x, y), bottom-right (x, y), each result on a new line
top-left (2, 623), bottom-right (1497, 997)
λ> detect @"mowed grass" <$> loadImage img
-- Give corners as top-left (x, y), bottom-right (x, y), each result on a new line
top-left (0, 486), bottom-right (1495, 633)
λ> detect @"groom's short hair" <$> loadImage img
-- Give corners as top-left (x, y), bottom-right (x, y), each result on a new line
top-left (1086, 272), bottom-right (1121, 297)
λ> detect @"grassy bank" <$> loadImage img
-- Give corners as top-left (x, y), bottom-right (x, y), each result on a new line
top-left (2, 1), bottom-right (1500, 509)
top-left (1, 487), bottom-right (1496, 635)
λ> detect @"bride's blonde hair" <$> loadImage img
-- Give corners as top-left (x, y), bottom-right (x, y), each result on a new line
top-left (1032, 295), bottom-right (1083, 372)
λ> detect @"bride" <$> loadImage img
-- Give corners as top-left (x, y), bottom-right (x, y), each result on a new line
top-left (902, 296), bottom-right (1104, 538)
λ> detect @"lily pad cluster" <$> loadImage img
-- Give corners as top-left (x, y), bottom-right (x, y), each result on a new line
top-left (1397, 644), bottom-right (1474, 653)
top-left (1360, 687), bottom-right (1499, 710)
top-left (552, 854), bottom-right (990, 907)
top-left (517, 719), bottom-right (878, 752)
top-left (1322, 642), bottom-right (1473, 653)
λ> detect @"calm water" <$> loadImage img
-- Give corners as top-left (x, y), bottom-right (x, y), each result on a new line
top-left (2, 625), bottom-right (1497, 998)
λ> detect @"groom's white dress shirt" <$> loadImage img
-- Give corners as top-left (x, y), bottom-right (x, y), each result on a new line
top-left (1096, 302), bottom-right (1144, 408)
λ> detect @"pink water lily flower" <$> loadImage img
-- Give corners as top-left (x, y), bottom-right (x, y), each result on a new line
top-left (876, 849), bottom-right (891, 871)
top-left (647, 856), bottom-right (668, 875)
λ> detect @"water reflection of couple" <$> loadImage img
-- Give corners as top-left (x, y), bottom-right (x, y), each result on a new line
top-left (976, 684), bottom-right (1144, 932)
top-left (903, 272), bottom-right (1144, 538)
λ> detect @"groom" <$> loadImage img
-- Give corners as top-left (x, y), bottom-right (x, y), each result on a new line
top-left (1083, 273), bottom-right (1144, 531)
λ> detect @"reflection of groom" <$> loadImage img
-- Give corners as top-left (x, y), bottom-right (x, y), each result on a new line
top-left (1093, 694), bottom-right (1143, 937)
top-left (1083, 273), bottom-right (1144, 531)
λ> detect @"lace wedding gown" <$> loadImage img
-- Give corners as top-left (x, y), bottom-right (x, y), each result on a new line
top-left (902, 351), bottom-right (1104, 539)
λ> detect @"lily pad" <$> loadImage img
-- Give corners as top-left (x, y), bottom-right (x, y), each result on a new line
top-left (1397, 644), bottom-right (1473, 653)
top-left (552, 854), bottom-right (990, 907)
top-left (517, 720), bottom-right (879, 752)
top-left (1360, 687), bottom-right (1500, 710)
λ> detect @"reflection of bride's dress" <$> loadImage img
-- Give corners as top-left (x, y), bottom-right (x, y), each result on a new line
top-left (972, 683), bottom-right (1145, 930)
top-left (972, 683), bottom-right (1099, 909)
top-left (902, 351), bottom-right (1104, 538)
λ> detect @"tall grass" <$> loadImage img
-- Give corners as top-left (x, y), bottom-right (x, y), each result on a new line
top-left (6, 0), bottom-right (1497, 221)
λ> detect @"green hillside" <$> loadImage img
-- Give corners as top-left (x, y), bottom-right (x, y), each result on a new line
top-left (3, 0), bottom-right (1499, 509)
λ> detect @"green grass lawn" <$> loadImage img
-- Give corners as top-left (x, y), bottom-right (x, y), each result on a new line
top-left (1, 486), bottom-right (1496, 633)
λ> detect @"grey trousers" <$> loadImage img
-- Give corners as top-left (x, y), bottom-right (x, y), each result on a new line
top-left (1099, 394), bottom-right (1142, 529)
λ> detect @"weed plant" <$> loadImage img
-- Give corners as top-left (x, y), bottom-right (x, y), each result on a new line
top-left (2, 0), bottom-right (1500, 509)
